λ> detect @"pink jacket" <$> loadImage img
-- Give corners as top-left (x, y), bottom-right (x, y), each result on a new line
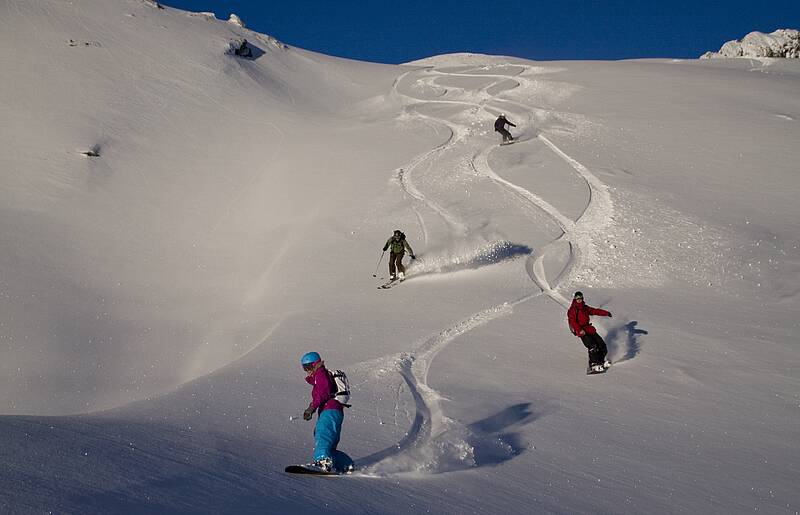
top-left (305, 361), bottom-right (344, 414)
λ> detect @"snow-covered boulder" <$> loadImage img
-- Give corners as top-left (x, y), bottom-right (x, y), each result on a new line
top-left (701, 29), bottom-right (800, 58)
top-left (228, 14), bottom-right (245, 28)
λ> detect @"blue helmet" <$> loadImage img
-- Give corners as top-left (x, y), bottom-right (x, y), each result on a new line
top-left (300, 351), bottom-right (321, 366)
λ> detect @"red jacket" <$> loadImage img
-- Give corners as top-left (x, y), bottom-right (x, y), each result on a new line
top-left (567, 299), bottom-right (610, 336)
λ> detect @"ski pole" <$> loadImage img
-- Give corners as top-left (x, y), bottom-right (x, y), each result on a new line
top-left (372, 251), bottom-right (385, 277)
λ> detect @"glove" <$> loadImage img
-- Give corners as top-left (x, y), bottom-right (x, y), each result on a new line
top-left (382, 246), bottom-right (388, 252)
top-left (411, 255), bottom-right (416, 260)
top-left (607, 313), bottom-right (612, 318)
top-left (303, 406), bottom-right (315, 421)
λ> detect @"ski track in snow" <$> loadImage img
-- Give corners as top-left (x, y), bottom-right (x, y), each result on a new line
top-left (354, 293), bottom-right (538, 476)
top-left (361, 63), bottom-right (614, 475)
top-left (391, 69), bottom-right (466, 239)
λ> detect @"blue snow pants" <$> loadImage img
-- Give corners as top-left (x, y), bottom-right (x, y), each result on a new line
top-left (313, 409), bottom-right (343, 462)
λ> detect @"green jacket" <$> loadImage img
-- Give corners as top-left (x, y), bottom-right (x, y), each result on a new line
top-left (384, 236), bottom-right (414, 255)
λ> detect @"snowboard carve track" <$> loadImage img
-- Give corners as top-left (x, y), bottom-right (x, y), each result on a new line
top-left (365, 62), bottom-right (614, 473)
top-left (358, 295), bottom-right (538, 474)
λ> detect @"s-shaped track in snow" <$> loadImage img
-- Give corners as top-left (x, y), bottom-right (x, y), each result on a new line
top-left (358, 61), bottom-right (613, 475)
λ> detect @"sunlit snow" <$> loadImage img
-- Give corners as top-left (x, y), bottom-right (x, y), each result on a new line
top-left (0, 1), bottom-right (798, 514)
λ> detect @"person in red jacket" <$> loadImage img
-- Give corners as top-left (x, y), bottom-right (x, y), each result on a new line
top-left (567, 291), bottom-right (612, 372)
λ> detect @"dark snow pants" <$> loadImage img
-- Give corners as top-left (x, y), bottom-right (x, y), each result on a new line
top-left (496, 127), bottom-right (513, 142)
top-left (389, 251), bottom-right (405, 278)
top-left (579, 332), bottom-right (608, 366)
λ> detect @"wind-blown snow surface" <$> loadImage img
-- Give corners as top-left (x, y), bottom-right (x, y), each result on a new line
top-left (1, 1), bottom-right (799, 514)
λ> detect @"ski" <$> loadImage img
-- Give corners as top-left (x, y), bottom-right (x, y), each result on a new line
top-left (378, 276), bottom-right (407, 289)
top-left (378, 277), bottom-right (406, 289)
top-left (378, 278), bottom-right (397, 289)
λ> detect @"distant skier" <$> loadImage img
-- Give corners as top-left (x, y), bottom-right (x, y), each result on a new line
top-left (382, 230), bottom-right (415, 281)
top-left (567, 291), bottom-right (612, 373)
top-left (494, 113), bottom-right (516, 144)
top-left (300, 351), bottom-right (349, 472)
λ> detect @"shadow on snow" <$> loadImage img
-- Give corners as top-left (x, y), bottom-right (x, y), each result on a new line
top-left (412, 241), bottom-right (532, 278)
top-left (606, 320), bottom-right (648, 363)
top-left (356, 401), bottom-right (548, 475)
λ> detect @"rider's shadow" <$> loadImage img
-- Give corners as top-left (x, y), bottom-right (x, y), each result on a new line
top-left (466, 402), bottom-right (549, 468)
top-left (606, 321), bottom-right (648, 363)
top-left (355, 401), bottom-right (551, 474)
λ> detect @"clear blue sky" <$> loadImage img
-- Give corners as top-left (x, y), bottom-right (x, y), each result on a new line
top-left (165, 0), bottom-right (800, 63)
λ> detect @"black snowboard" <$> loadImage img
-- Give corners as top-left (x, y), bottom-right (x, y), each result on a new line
top-left (285, 464), bottom-right (345, 476)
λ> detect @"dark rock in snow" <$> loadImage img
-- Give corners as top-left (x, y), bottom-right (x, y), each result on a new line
top-left (230, 38), bottom-right (253, 58)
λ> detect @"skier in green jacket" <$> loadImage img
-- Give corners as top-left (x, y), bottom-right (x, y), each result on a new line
top-left (382, 230), bottom-right (415, 281)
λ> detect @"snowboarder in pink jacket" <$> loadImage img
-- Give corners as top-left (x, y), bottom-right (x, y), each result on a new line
top-left (300, 351), bottom-right (349, 472)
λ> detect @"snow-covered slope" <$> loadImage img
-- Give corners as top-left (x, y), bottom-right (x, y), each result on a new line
top-left (702, 28), bottom-right (800, 58)
top-left (0, 0), bottom-right (428, 415)
top-left (1, 1), bottom-right (799, 514)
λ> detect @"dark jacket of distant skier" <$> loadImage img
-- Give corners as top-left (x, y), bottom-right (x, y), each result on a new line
top-left (567, 292), bottom-right (612, 368)
top-left (494, 114), bottom-right (516, 142)
top-left (382, 230), bottom-right (415, 280)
